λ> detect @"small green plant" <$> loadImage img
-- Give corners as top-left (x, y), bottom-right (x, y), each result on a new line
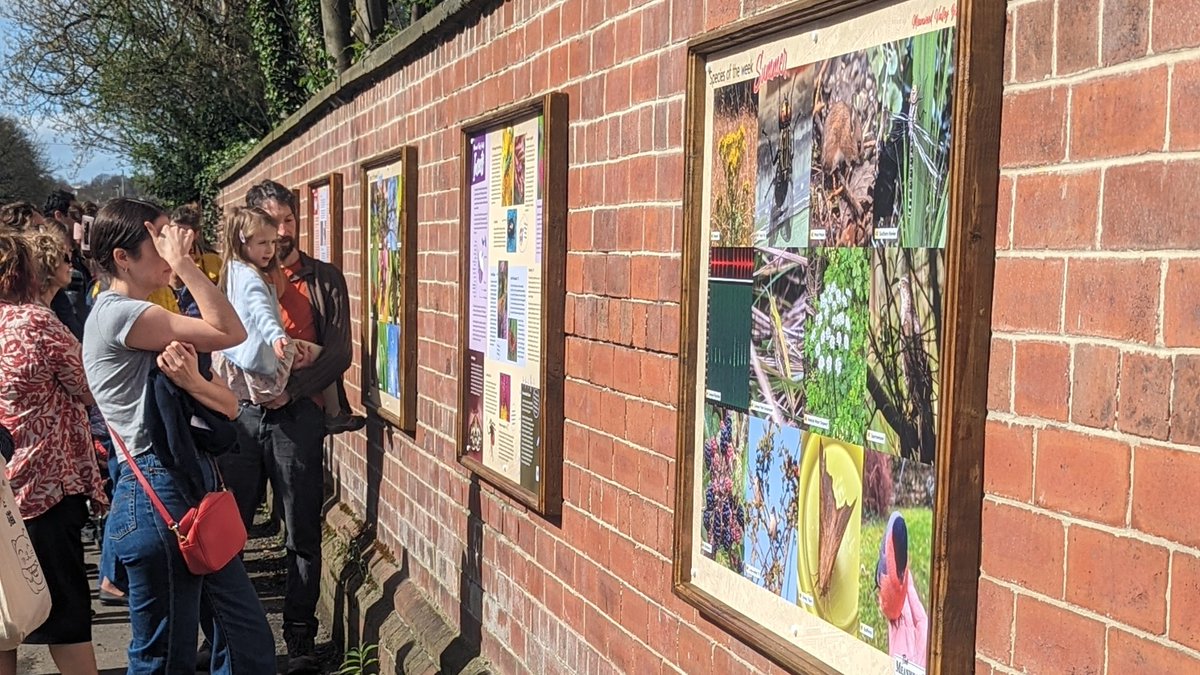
top-left (338, 643), bottom-right (379, 675)
top-left (804, 249), bottom-right (871, 442)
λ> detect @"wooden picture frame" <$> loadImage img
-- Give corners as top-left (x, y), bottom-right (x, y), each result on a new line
top-left (456, 92), bottom-right (568, 516)
top-left (672, 1), bottom-right (1004, 673)
top-left (306, 172), bottom-right (345, 267)
top-left (359, 147), bottom-right (419, 432)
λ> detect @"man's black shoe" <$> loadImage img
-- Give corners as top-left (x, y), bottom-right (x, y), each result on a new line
top-left (325, 414), bottom-right (366, 435)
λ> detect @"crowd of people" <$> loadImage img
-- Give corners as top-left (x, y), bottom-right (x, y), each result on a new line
top-left (0, 182), bottom-right (364, 674)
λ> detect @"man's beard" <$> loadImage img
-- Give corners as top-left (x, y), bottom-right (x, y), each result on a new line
top-left (277, 236), bottom-right (296, 261)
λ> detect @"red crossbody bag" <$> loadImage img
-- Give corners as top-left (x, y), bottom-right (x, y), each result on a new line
top-left (110, 429), bottom-right (246, 575)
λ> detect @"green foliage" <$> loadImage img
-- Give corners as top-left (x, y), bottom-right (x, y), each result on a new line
top-left (338, 643), bottom-right (379, 675)
top-left (248, 0), bottom-right (308, 119)
top-left (295, 0), bottom-right (337, 94)
top-left (0, 117), bottom-right (57, 203)
top-left (856, 507), bottom-right (932, 653)
top-left (803, 249), bottom-right (871, 441)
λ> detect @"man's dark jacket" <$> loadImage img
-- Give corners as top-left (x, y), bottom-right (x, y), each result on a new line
top-left (284, 252), bottom-right (352, 406)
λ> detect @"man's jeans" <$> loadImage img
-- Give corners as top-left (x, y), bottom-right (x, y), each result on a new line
top-left (222, 397), bottom-right (326, 636)
top-left (107, 452), bottom-right (275, 674)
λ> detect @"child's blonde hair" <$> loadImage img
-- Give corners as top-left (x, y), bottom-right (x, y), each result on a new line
top-left (219, 206), bottom-right (278, 291)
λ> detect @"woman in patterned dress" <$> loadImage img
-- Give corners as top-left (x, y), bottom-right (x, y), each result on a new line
top-left (0, 229), bottom-right (105, 675)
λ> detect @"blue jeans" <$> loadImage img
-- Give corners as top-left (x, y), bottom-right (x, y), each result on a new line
top-left (107, 452), bottom-right (275, 674)
top-left (99, 453), bottom-right (128, 594)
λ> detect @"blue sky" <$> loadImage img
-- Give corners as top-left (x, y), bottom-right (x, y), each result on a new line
top-left (0, 18), bottom-right (126, 183)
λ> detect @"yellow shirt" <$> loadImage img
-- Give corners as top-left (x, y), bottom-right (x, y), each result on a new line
top-left (148, 287), bottom-right (181, 314)
top-left (197, 252), bottom-right (222, 285)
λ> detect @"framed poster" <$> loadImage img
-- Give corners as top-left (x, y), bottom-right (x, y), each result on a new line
top-left (457, 93), bottom-right (568, 516)
top-left (307, 172), bottom-right (344, 266)
top-left (673, 1), bottom-right (1004, 674)
top-left (360, 148), bottom-right (418, 431)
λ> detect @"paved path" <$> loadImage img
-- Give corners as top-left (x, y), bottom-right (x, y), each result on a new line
top-left (17, 518), bottom-right (339, 674)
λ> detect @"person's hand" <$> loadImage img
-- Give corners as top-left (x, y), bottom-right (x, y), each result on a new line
top-left (157, 341), bottom-right (202, 389)
top-left (91, 499), bottom-right (109, 517)
top-left (264, 390), bottom-right (291, 409)
top-left (151, 222), bottom-right (196, 271)
top-left (273, 337), bottom-right (290, 362)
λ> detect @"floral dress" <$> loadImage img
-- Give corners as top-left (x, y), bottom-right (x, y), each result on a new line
top-left (0, 302), bottom-right (106, 519)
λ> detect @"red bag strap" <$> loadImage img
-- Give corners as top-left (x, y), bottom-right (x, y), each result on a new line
top-left (109, 426), bottom-right (184, 541)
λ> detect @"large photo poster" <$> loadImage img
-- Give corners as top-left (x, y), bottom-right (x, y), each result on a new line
top-left (685, 2), bottom-right (960, 674)
top-left (361, 150), bottom-right (416, 429)
top-left (464, 114), bottom-right (544, 491)
top-left (460, 94), bottom-right (566, 515)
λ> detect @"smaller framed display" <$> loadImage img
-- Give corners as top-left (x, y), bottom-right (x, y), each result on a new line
top-left (457, 92), bottom-right (568, 515)
top-left (307, 172), bottom-right (344, 266)
top-left (360, 148), bottom-right (418, 431)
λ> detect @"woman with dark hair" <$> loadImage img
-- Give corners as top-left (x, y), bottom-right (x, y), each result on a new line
top-left (0, 230), bottom-right (104, 675)
top-left (82, 198), bottom-right (273, 673)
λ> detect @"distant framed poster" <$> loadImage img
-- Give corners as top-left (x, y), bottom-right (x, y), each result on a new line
top-left (673, 1), bottom-right (1004, 674)
top-left (307, 172), bottom-right (344, 266)
top-left (360, 148), bottom-right (418, 431)
top-left (457, 93), bottom-right (568, 515)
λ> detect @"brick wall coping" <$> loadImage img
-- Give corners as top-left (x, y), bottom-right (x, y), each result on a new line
top-left (218, 0), bottom-right (491, 186)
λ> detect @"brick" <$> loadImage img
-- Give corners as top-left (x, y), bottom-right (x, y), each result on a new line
top-left (1102, 0), bottom-right (1150, 65)
top-left (606, 255), bottom-right (631, 298)
top-left (991, 257), bottom-right (1064, 333)
top-left (1172, 356), bottom-right (1200, 445)
top-left (1013, 341), bottom-right (1071, 421)
top-left (1118, 352), bottom-right (1172, 440)
top-left (704, 0), bottom-right (738, 30)
top-left (980, 501), bottom-right (1064, 597)
top-left (987, 338), bottom-right (1013, 413)
top-left (1012, 171), bottom-right (1099, 250)
top-left (1111, 628), bottom-right (1200, 673)
top-left (1066, 527), bottom-right (1168, 632)
top-left (975, 578), bottom-right (1014, 664)
top-left (1013, 0), bottom-right (1054, 83)
top-left (996, 175), bottom-right (1013, 250)
top-left (1164, 259), bottom-right (1200, 347)
top-left (1103, 161), bottom-right (1200, 249)
top-left (1056, 0), bottom-right (1099, 75)
top-left (1071, 343), bottom-right (1120, 429)
top-left (1139, 443), bottom-right (1200, 549)
top-left (1012, 595), bottom-right (1106, 675)
top-left (1035, 427), bottom-right (1130, 524)
top-left (1171, 551), bottom-right (1200, 650)
top-left (1170, 61), bottom-right (1200, 151)
top-left (1064, 258), bottom-right (1159, 343)
top-left (999, 86), bottom-right (1068, 168)
top-left (1155, 0), bottom-right (1200, 51)
top-left (984, 420), bottom-right (1034, 502)
top-left (1070, 67), bottom-right (1167, 160)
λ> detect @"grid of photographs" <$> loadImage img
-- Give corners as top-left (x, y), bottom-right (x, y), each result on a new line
top-left (699, 23), bottom-right (953, 672)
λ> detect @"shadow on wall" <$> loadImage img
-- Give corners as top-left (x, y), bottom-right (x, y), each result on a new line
top-left (322, 417), bottom-right (489, 673)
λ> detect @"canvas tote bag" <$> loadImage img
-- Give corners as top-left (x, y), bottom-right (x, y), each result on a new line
top-left (0, 455), bottom-right (51, 649)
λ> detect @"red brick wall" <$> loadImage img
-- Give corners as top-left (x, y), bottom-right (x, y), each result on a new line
top-left (219, 0), bottom-right (1197, 672)
top-left (978, 0), bottom-right (1200, 673)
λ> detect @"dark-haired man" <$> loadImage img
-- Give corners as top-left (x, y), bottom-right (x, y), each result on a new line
top-left (43, 189), bottom-right (90, 336)
top-left (220, 179), bottom-right (363, 673)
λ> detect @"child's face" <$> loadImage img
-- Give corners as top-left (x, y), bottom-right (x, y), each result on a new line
top-left (243, 227), bottom-right (278, 269)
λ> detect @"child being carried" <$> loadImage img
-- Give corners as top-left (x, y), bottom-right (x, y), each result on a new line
top-left (212, 207), bottom-right (340, 418)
